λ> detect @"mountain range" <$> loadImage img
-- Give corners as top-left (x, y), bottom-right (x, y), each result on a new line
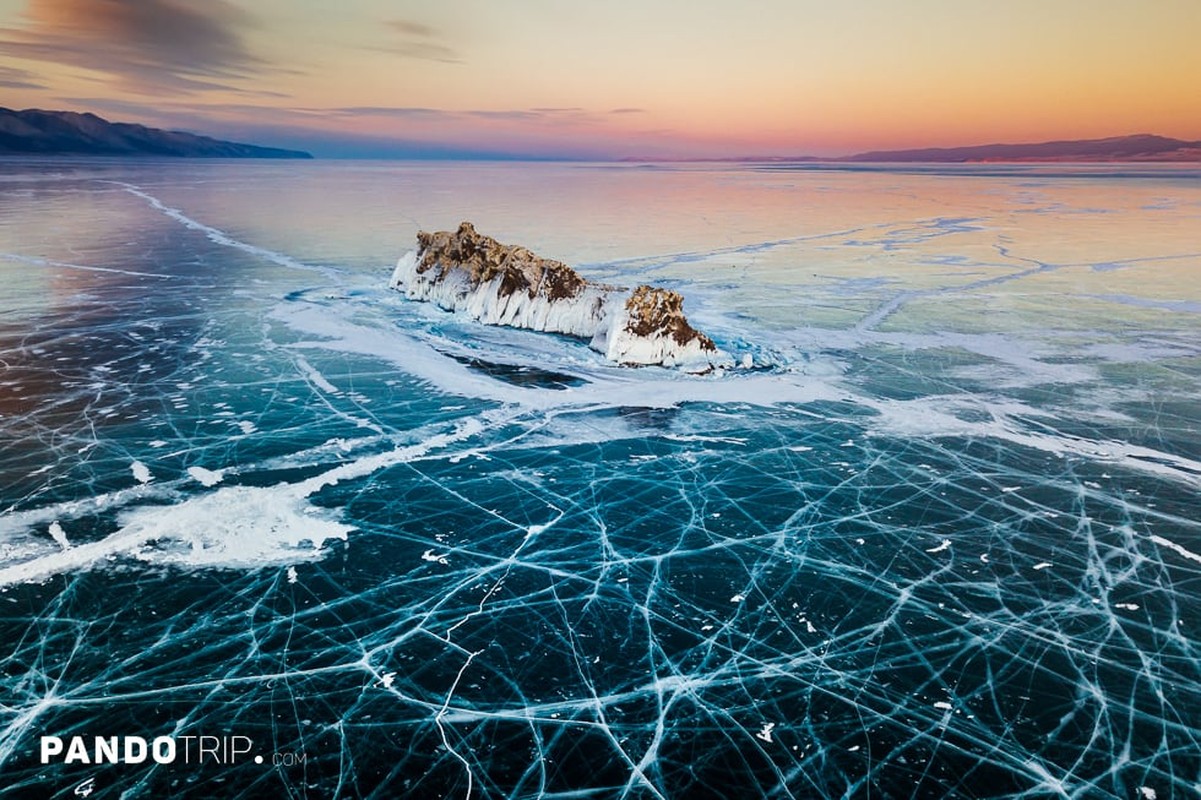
top-left (0, 108), bottom-right (311, 159)
top-left (2, 108), bottom-right (1199, 163)
top-left (843, 134), bottom-right (1201, 163)
top-left (636, 134), bottom-right (1201, 164)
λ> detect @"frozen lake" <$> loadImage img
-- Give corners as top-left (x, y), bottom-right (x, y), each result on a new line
top-left (1, 158), bottom-right (1199, 798)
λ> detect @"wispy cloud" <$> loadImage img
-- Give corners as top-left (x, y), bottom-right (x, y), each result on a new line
top-left (329, 106), bottom-right (596, 124)
top-left (0, 64), bottom-right (45, 89)
top-left (464, 108), bottom-right (594, 123)
top-left (59, 97), bottom-right (314, 126)
top-left (382, 18), bottom-right (461, 64)
top-left (0, 0), bottom-right (262, 95)
top-left (51, 98), bottom-right (664, 160)
top-left (466, 109), bottom-right (544, 121)
top-left (389, 20), bottom-right (436, 38)
top-left (327, 106), bottom-right (445, 119)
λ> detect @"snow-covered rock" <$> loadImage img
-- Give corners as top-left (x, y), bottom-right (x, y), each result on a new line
top-left (390, 222), bottom-right (730, 370)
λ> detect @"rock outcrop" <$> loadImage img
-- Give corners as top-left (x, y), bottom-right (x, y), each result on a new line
top-left (390, 222), bottom-right (729, 370)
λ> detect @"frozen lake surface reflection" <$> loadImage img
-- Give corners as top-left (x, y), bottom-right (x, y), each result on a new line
top-left (1, 159), bottom-right (1198, 798)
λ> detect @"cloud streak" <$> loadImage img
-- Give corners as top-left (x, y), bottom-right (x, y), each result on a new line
top-left (0, 64), bottom-right (44, 89)
top-left (382, 18), bottom-right (460, 64)
top-left (0, 0), bottom-right (261, 95)
top-left (52, 97), bottom-right (656, 159)
top-left (327, 106), bottom-right (599, 124)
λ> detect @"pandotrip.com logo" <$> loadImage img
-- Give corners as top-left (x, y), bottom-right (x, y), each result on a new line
top-left (37, 732), bottom-right (309, 797)
top-left (41, 734), bottom-right (260, 766)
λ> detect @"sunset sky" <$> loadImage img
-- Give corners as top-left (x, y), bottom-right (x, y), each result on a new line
top-left (2, 0), bottom-right (1199, 159)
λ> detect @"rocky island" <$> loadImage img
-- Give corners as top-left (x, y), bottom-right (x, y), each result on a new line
top-left (390, 222), bottom-right (730, 370)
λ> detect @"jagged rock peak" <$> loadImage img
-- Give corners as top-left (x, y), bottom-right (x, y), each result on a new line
top-left (625, 285), bottom-right (717, 352)
top-left (416, 221), bottom-right (587, 302)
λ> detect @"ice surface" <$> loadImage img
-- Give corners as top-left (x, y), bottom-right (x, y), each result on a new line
top-left (0, 159), bottom-right (1199, 798)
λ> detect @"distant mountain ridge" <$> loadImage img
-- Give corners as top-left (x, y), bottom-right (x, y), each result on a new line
top-left (844, 134), bottom-right (1201, 163)
top-left (0, 107), bottom-right (312, 159)
top-left (4, 109), bottom-right (1197, 163)
top-left (628, 134), bottom-right (1201, 164)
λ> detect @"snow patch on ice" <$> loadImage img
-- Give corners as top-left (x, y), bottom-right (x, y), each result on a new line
top-left (121, 485), bottom-right (352, 568)
top-left (0, 486), bottom-right (349, 585)
top-left (296, 354), bottom-right (339, 394)
top-left (1, 413), bottom-right (491, 586)
top-left (187, 466), bottom-right (225, 487)
top-left (1150, 534), bottom-right (1201, 565)
top-left (48, 522), bottom-right (70, 550)
top-left (421, 549), bottom-right (449, 565)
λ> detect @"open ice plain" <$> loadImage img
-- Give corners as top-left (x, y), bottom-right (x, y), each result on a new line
top-left (0, 159), bottom-right (1199, 798)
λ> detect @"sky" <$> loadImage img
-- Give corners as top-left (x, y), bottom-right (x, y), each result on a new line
top-left (1, 0), bottom-right (1200, 159)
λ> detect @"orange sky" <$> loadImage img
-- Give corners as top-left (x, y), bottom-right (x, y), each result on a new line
top-left (1, 0), bottom-right (1199, 158)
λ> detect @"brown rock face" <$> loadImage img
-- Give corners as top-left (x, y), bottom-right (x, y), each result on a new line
top-left (398, 222), bottom-right (728, 369)
top-left (416, 222), bottom-right (587, 302)
top-left (624, 285), bottom-right (717, 351)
